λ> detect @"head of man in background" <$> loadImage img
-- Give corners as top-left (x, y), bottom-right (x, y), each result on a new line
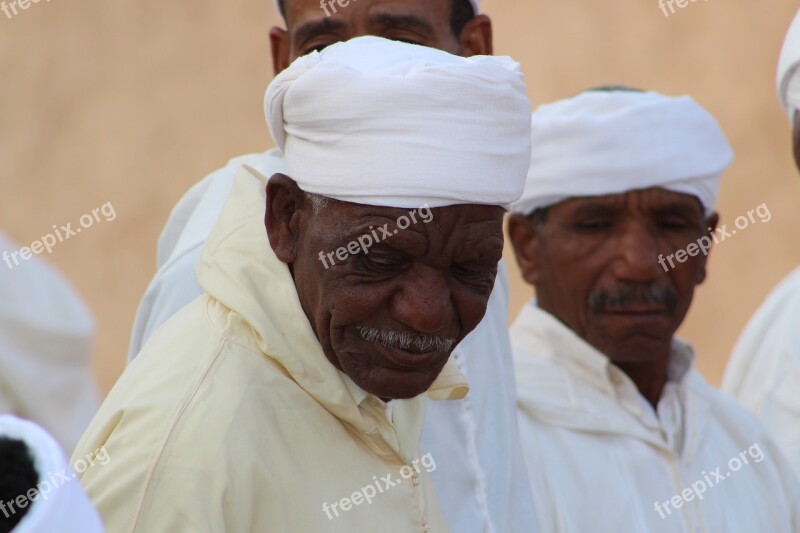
top-left (778, 9), bottom-right (800, 169)
top-left (269, 0), bottom-right (490, 72)
top-left (0, 416), bottom-right (103, 533)
top-left (509, 88), bottom-right (731, 407)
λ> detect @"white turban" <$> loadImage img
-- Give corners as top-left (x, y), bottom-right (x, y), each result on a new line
top-left (777, 10), bottom-right (800, 117)
top-left (265, 35), bottom-right (531, 209)
top-left (0, 415), bottom-right (103, 532)
top-left (274, 0), bottom-right (480, 17)
top-left (512, 90), bottom-right (733, 217)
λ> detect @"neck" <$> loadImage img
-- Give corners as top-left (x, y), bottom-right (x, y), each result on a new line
top-left (615, 350), bottom-right (671, 408)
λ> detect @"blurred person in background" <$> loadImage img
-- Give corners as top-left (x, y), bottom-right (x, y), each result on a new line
top-left (126, 1), bottom-right (536, 531)
top-left (508, 88), bottom-right (800, 532)
top-left (72, 37), bottom-right (534, 532)
top-left (0, 232), bottom-right (98, 455)
top-left (722, 8), bottom-right (800, 478)
top-left (0, 415), bottom-right (103, 532)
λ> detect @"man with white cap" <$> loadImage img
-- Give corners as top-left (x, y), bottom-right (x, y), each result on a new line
top-left (0, 232), bottom-right (98, 455)
top-left (722, 9), bottom-right (800, 478)
top-left (0, 415), bottom-right (103, 533)
top-left (508, 87), bottom-right (800, 532)
top-left (126, 2), bottom-right (536, 531)
top-left (73, 37), bottom-right (532, 532)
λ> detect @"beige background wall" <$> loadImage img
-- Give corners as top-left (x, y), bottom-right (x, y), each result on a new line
top-left (1, 0), bottom-right (798, 395)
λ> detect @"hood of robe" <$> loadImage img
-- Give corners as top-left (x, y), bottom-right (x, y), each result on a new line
top-left (196, 166), bottom-right (468, 444)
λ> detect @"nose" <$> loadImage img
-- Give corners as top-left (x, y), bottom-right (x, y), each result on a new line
top-left (389, 264), bottom-right (455, 335)
top-left (611, 221), bottom-right (663, 283)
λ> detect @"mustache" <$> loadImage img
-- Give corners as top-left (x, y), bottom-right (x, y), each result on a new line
top-left (587, 283), bottom-right (678, 312)
top-left (357, 326), bottom-right (456, 353)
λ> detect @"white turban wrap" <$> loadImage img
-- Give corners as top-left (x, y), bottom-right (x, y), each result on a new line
top-left (0, 415), bottom-right (103, 532)
top-left (512, 90), bottom-right (733, 217)
top-left (273, 0), bottom-right (480, 17)
top-left (265, 35), bottom-right (531, 209)
top-left (778, 10), bottom-right (800, 117)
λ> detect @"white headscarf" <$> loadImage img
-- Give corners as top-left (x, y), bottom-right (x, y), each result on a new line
top-left (512, 90), bottom-right (733, 217)
top-left (0, 415), bottom-right (103, 533)
top-left (265, 36), bottom-right (531, 209)
top-left (777, 10), bottom-right (800, 117)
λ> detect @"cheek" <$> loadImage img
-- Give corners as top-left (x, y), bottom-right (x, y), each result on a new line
top-left (324, 280), bottom-right (394, 329)
top-left (452, 291), bottom-right (492, 335)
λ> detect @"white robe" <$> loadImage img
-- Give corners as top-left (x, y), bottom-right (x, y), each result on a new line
top-left (0, 232), bottom-right (98, 455)
top-left (722, 266), bottom-right (800, 477)
top-left (126, 149), bottom-right (537, 533)
top-left (512, 303), bottom-right (800, 533)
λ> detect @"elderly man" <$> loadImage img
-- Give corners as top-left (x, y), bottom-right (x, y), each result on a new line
top-left (127, 1), bottom-right (536, 531)
top-left (0, 232), bottom-right (98, 455)
top-left (722, 9), bottom-right (800, 477)
top-left (0, 415), bottom-right (103, 533)
top-left (508, 88), bottom-right (800, 532)
top-left (73, 37), bottom-right (532, 532)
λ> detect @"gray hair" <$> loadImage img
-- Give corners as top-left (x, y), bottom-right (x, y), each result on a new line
top-left (305, 192), bottom-right (330, 214)
top-left (357, 326), bottom-right (456, 354)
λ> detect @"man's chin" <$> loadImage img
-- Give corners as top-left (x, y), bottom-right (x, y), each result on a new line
top-left (349, 370), bottom-right (437, 401)
top-left (600, 337), bottom-right (671, 365)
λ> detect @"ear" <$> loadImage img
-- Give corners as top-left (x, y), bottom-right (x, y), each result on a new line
top-left (269, 26), bottom-right (291, 76)
top-left (457, 14), bottom-right (493, 56)
top-left (508, 214), bottom-right (543, 286)
top-left (265, 173), bottom-right (305, 264)
top-left (695, 212), bottom-right (719, 285)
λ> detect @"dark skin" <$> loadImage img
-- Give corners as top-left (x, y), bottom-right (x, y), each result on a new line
top-left (266, 175), bottom-right (505, 400)
top-left (793, 112), bottom-right (800, 170)
top-left (268, 0), bottom-right (493, 74)
top-left (509, 188), bottom-right (719, 407)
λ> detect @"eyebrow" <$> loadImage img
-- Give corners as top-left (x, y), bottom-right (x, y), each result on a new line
top-left (652, 202), bottom-right (704, 218)
top-left (293, 17), bottom-right (347, 46)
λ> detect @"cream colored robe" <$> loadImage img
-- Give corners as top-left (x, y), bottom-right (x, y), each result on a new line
top-left (72, 167), bottom-right (467, 532)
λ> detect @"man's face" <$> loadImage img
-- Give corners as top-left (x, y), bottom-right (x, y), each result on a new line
top-left (509, 187), bottom-right (718, 365)
top-left (269, 0), bottom-right (492, 72)
top-left (267, 176), bottom-right (505, 399)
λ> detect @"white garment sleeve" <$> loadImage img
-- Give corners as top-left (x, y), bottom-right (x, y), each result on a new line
top-left (128, 150), bottom-right (286, 360)
top-left (722, 266), bottom-right (800, 477)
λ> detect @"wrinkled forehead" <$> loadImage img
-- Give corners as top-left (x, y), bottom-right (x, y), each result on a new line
top-left (307, 200), bottom-right (504, 239)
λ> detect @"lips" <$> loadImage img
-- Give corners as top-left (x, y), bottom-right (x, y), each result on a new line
top-left (366, 340), bottom-right (446, 370)
top-left (601, 305), bottom-right (668, 314)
